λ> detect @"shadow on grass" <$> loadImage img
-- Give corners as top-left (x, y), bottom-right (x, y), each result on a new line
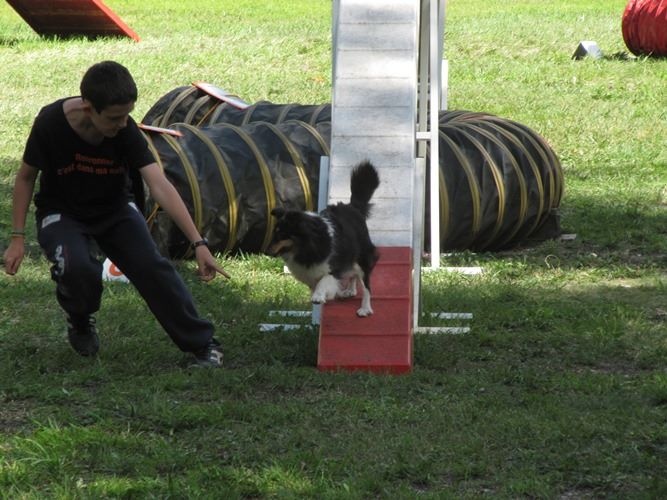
top-left (0, 36), bottom-right (22, 47)
top-left (559, 192), bottom-right (667, 256)
top-left (418, 273), bottom-right (667, 374)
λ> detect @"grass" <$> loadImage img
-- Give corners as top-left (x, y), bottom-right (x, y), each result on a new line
top-left (1, 0), bottom-right (666, 497)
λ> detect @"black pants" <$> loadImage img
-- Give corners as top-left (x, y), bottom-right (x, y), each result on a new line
top-left (36, 204), bottom-right (214, 352)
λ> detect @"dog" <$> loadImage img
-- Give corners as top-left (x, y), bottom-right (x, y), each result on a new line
top-left (268, 160), bottom-right (380, 317)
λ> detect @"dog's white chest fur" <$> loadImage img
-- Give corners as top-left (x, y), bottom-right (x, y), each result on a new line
top-left (283, 256), bottom-right (331, 290)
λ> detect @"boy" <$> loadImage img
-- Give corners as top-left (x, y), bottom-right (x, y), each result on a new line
top-left (3, 61), bottom-right (228, 367)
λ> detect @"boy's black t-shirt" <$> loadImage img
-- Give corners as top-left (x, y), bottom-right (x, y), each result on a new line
top-left (24, 98), bottom-right (155, 221)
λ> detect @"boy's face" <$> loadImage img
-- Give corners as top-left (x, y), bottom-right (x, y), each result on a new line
top-left (85, 101), bottom-right (135, 138)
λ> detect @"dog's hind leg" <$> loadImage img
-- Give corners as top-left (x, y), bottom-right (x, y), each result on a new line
top-left (311, 274), bottom-right (339, 304)
top-left (337, 279), bottom-right (357, 299)
top-left (356, 259), bottom-right (376, 317)
top-left (356, 282), bottom-right (373, 317)
top-left (356, 270), bottom-right (373, 317)
top-left (336, 271), bottom-right (358, 299)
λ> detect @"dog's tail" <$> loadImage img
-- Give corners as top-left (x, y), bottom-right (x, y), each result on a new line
top-left (350, 160), bottom-right (380, 219)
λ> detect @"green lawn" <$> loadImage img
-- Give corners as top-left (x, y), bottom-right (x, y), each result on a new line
top-left (1, 0), bottom-right (666, 498)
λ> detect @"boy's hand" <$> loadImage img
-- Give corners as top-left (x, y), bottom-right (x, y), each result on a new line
top-left (194, 246), bottom-right (231, 281)
top-left (3, 239), bottom-right (25, 275)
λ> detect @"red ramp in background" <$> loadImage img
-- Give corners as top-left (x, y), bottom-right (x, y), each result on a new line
top-left (6, 0), bottom-right (139, 41)
top-left (317, 246), bottom-right (413, 374)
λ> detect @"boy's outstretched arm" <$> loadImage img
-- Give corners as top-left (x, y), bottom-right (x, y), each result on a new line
top-left (140, 163), bottom-right (230, 280)
top-left (3, 162), bottom-right (38, 275)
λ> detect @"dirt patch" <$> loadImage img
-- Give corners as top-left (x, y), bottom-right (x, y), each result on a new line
top-left (0, 398), bottom-right (33, 434)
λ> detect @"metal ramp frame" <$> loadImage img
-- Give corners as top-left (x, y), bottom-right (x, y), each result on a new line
top-left (5, 0), bottom-right (140, 41)
top-left (318, 0), bottom-right (446, 373)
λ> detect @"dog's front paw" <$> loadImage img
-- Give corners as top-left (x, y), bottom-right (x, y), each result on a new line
top-left (311, 291), bottom-right (327, 304)
top-left (356, 306), bottom-right (373, 317)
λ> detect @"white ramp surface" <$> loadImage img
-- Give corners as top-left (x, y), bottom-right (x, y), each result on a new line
top-left (330, 0), bottom-right (419, 247)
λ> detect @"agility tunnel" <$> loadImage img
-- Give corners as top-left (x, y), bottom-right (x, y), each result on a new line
top-left (140, 90), bottom-right (562, 257)
top-left (622, 0), bottom-right (667, 56)
top-left (142, 84), bottom-right (331, 128)
top-left (432, 111), bottom-right (562, 251)
top-left (142, 119), bottom-right (331, 258)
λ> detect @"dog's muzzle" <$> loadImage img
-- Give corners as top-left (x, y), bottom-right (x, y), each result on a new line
top-left (268, 238), bottom-right (293, 256)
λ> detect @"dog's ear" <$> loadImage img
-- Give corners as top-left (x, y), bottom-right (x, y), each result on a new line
top-left (271, 207), bottom-right (286, 219)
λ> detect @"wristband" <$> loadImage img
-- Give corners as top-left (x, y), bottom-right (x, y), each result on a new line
top-left (10, 230), bottom-right (25, 238)
top-left (192, 238), bottom-right (209, 249)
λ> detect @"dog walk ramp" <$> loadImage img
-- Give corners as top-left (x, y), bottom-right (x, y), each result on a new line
top-left (318, 247), bottom-right (413, 373)
top-left (318, 0), bottom-right (419, 373)
top-left (5, 0), bottom-right (140, 41)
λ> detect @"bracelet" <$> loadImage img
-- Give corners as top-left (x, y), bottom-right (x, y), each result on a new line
top-left (10, 230), bottom-right (25, 238)
top-left (191, 238), bottom-right (209, 249)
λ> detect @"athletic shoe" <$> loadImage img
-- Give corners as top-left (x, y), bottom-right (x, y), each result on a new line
top-left (66, 315), bottom-right (100, 357)
top-left (192, 339), bottom-right (223, 367)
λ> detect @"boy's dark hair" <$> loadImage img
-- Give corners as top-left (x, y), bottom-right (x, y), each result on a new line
top-left (80, 61), bottom-right (138, 112)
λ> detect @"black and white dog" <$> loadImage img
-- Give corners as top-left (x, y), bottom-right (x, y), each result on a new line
top-left (269, 160), bottom-right (380, 317)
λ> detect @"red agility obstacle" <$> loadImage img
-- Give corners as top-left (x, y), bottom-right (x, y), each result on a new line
top-left (317, 247), bottom-right (413, 374)
top-left (622, 0), bottom-right (667, 56)
top-left (6, 0), bottom-right (139, 41)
